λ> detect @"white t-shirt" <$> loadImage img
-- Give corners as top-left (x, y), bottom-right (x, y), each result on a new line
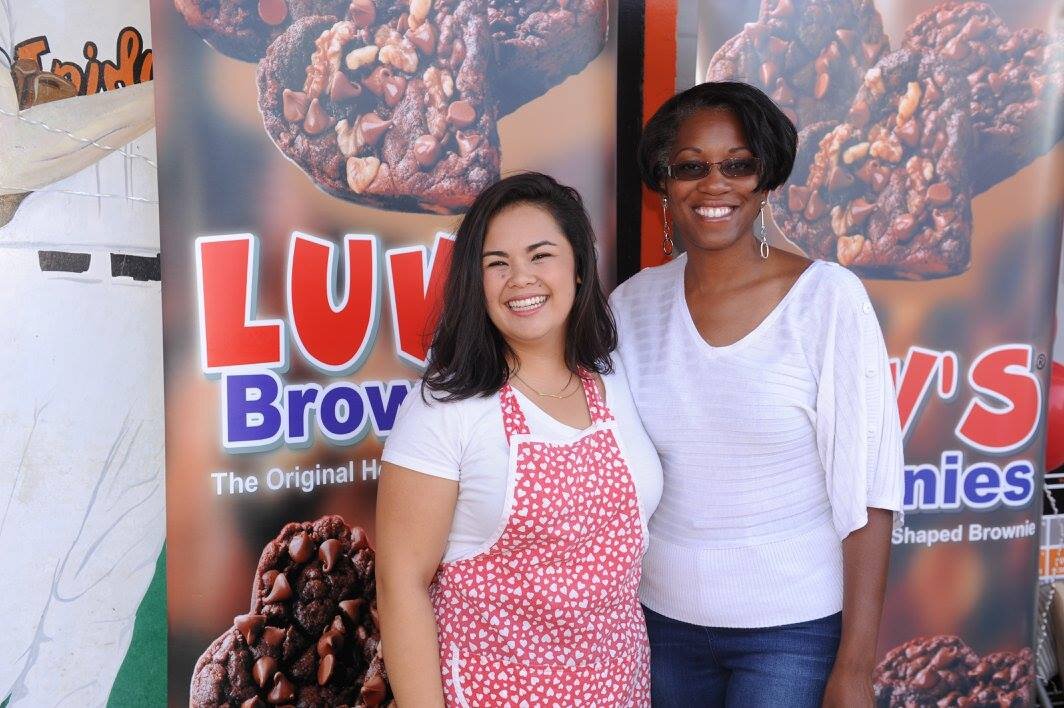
top-left (610, 255), bottom-right (904, 628)
top-left (382, 359), bottom-right (664, 563)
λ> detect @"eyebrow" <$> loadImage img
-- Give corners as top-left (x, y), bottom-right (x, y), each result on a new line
top-left (482, 240), bottom-right (558, 258)
top-left (673, 146), bottom-right (751, 156)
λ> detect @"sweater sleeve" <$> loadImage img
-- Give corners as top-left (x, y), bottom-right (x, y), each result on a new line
top-left (815, 271), bottom-right (905, 540)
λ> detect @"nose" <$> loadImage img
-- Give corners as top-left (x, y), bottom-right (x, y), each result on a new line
top-left (697, 166), bottom-right (732, 194)
top-left (507, 260), bottom-right (537, 288)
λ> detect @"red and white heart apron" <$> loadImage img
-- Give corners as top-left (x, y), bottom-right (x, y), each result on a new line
top-left (430, 373), bottom-right (650, 707)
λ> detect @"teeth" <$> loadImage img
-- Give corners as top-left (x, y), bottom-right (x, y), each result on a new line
top-left (695, 206), bottom-right (734, 219)
top-left (507, 295), bottom-right (547, 311)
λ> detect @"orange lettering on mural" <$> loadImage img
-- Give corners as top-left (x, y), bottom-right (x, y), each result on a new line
top-left (13, 37), bottom-right (50, 69)
top-left (14, 28), bottom-right (152, 96)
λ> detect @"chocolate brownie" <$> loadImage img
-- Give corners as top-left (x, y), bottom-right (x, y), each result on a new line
top-left (706, 0), bottom-right (890, 130)
top-left (174, 0), bottom-right (358, 62)
top-left (257, 2), bottom-right (500, 213)
top-left (873, 635), bottom-right (980, 707)
top-left (904, 2), bottom-right (1064, 193)
top-left (963, 648), bottom-right (1035, 708)
top-left (189, 516), bottom-right (391, 707)
top-left (487, 0), bottom-right (608, 115)
top-left (770, 48), bottom-right (975, 279)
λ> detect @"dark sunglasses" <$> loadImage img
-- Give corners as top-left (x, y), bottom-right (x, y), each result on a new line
top-left (666, 157), bottom-right (761, 181)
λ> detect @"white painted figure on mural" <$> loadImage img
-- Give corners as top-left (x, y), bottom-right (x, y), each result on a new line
top-left (0, 1), bottom-right (164, 705)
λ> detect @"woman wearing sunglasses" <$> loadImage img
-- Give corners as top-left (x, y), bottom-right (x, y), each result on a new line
top-left (376, 172), bottom-right (661, 707)
top-left (609, 81), bottom-right (904, 707)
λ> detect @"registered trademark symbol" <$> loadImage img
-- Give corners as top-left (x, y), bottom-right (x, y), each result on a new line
top-left (1037, 353), bottom-right (1047, 369)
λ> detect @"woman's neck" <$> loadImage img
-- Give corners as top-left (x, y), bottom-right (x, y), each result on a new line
top-left (507, 336), bottom-right (570, 380)
top-left (683, 231), bottom-right (766, 296)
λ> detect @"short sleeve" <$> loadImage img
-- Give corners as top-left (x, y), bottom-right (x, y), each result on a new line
top-left (815, 273), bottom-right (905, 539)
top-left (381, 382), bottom-right (464, 481)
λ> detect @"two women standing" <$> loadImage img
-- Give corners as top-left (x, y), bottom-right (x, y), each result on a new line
top-left (377, 80), bottom-right (903, 707)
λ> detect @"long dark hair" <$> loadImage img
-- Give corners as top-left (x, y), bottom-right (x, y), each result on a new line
top-left (423, 172), bottom-right (616, 401)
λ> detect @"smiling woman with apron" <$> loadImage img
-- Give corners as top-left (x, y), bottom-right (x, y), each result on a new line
top-left (376, 173), bottom-right (662, 707)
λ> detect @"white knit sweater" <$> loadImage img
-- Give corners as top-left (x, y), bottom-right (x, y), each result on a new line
top-left (610, 255), bottom-right (904, 628)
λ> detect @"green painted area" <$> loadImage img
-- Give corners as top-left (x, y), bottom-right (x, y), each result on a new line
top-left (108, 546), bottom-right (168, 707)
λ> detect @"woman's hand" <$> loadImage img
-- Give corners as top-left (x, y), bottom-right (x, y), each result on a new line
top-left (822, 662), bottom-right (874, 708)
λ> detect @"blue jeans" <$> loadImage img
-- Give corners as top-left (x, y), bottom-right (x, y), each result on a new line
top-left (644, 605), bottom-right (841, 707)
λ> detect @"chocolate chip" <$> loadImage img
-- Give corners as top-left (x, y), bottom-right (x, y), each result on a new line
top-left (264, 573), bottom-right (293, 603)
top-left (848, 100), bottom-right (870, 128)
top-left (288, 532), bottom-right (315, 564)
top-left (241, 698), bottom-right (266, 708)
top-left (329, 72), bottom-right (362, 101)
top-left (870, 168), bottom-right (889, 192)
top-left (771, 80), bottom-right (795, 106)
top-left (767, 36), bottom-right (788, 57)
top-left (447, 100), bottom-right (476, 128)
top-left (414, 134), bottom-right (441, 167)
top-left (303, 98), bottom-right (330, 135)
top-left (942, 38), bottom-right (970, 62)
top-left (814, 72), bottom-right (830, 100)
top-left (456, 130), bottom-right (481, 157)
top-left (319, 538), bottom-right (342, 572)
top-left (383, 77), bottom-right (407, 108)
top-left (267, 673), bottom-right (296, 704)
top-left (234, 614), bottom-right (266, 645)
top-left (827, 166), bottom-right (854, 192)
top-left (339, 599), bottom-right (364, 622)
top-left (407, 22), bottom-right (437, 55)
top-left (363, 66), bottom-right (393, 96)
top-left (897, 119), bottom-right (920, 147)
top-left (835, 29), bottom-right (856, 51)
top-left (253, 656), bottom-right (278, 688)
top-left (913, 667), bottom-right (940, 691)
top-left (348, 0), bottom-right (376, 27)
top-left (361, 673), bottom-right (387, 705)
top-left (804, 190), bottom-right (826, 220)
top-left (358, 113), bottom-right (390, 147)
top-left (787, 185), bottom-right (810, 212)
top-left (317, 654), bottom-right (336, 685)
top-left (282, 90), bottom-right (309, 122)
top-left (317, 629), bottom-right (345, 657)
top-left (849, 198), bottom-right (875, 224)
top-left (258, 0), bottom-right (288, 26)
top-left (760, 62), bottom-right (777, 87)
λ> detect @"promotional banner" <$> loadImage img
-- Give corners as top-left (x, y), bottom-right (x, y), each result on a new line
top-left (634, 0), bottom-right (1062, 705)
top-left (150, 0), bottom-right (617, 703)
top-left (0, 1), bottom-right (167, 705)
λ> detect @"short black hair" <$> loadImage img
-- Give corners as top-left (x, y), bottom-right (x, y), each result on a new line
top-left (638, 81), bottom-right (797, 194)
top-left (423, 172), bottom-right (616, 401)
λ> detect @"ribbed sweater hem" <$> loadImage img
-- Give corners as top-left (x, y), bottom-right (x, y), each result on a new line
top-left (639, 521), bottom-right (844, 628)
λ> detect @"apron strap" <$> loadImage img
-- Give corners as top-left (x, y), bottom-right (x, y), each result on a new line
top-left (579, 370), bottom-right (614, 425)
top-left (499, 382), bottom-right (531, 442)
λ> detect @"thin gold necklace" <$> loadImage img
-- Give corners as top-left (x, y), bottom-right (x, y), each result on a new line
top-left (511, 370), bottom-right (579, 399)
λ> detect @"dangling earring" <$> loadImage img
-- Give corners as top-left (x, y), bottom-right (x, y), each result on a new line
top-left (757, 201), bottom-right (770, 260)
top-left (662, 196), bottom-right (674, 256)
